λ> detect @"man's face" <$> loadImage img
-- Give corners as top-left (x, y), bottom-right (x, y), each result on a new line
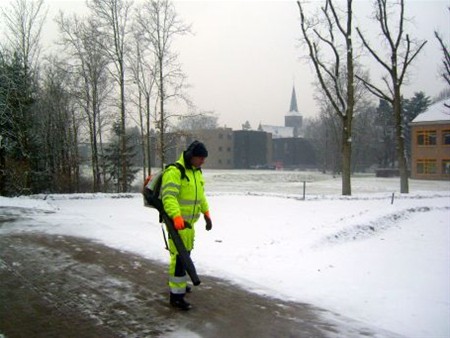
top-left (191, 156), bottom-right (206, 168)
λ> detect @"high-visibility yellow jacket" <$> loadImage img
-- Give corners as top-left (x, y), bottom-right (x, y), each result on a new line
top-left (161, 153), bottom-right (209, 251)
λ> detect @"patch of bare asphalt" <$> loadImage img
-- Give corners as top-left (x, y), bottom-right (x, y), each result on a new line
top-left (0, 232), bottom-right (394, 338)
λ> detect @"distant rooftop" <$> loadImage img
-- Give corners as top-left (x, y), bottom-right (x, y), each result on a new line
top-left (411, 98), bottom-right (450, 124)
top-left (260, 125), bottom-right (294, 138)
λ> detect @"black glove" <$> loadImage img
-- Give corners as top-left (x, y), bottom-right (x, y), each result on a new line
top-left (204, 214), bottom-right (212, 231)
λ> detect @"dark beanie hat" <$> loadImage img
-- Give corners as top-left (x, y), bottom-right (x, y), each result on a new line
top-left (187, 140), bottom-right (208, 158)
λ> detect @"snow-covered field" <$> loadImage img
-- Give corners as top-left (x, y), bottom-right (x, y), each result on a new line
top-left (1, 170), bottom-right (449, 337)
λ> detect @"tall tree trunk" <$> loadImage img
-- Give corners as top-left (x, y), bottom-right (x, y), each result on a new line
top-left (356, 0), bottom-right (426, 194)
top-left (120, 65), bottom-right (127, 192)
top-left (0, 140), bottom-right (5, 195)
top-left (342, 6), bottom-right (355, 196)
top-left (342, 112), bottom-right (353, 195)
top-left (146, 95), bottom-right (152, 176)
top-left (393, 86), bottom-right (409, 193)
top-left (137, 90), bottom-right (146, 182)
top-left (159, 57), bottom-right (165, 168)
top-left (342, 126), bottom-right (352, 195)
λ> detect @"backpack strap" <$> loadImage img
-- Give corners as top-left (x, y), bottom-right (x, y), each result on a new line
top-left (174, 162), bottom-right (188, 181)
top-left (166, 162), bottom-right (189, 182)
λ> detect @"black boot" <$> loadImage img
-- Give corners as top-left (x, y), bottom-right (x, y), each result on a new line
top-left (170, 293), bottom-right (192, 311)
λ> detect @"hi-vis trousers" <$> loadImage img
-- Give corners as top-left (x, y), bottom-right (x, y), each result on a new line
top-left (168, 251), bottom-right (189, 294)
top-left (167, 225), bottom-right (194, 294)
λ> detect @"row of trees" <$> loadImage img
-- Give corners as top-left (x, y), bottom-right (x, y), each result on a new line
top-left (297, 0), bottom-right (449, 195)
top-left (0, 0), bottom-right (448, 196)
top-left (304, 92), bottom-right (433, 176)
top-left (0, 0), bottom-right (192, 195)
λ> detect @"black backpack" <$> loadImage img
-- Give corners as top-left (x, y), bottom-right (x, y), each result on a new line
top-left (143, 162), bottom-right (187, 212)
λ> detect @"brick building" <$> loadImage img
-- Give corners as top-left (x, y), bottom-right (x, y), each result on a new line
top-left (410, 99), bottom-right (450, 180)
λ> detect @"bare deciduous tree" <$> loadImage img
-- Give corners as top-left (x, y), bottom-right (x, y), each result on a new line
top-left (128, 28), bottom-right (157, 179)
top-left (297, 0), bottom-right (356, 195)
top-left (1, 0), bottom-right (46, 79)
top-left (38, 57), bottom-right (81, 192)
top-left (88, 0), bottom-right (132, 192)
top-left (356, 0), bottom-right (427, 193)
top-left (177, 112), bottom-right (219, 131)
top-left (57, 13), bottom-right (112, 192)
top-left (434, 8), bottom-right (450, 108)
top-left (0, 0), bottom-right (47, 193)
top-left (435, 31), bottom-right (450, 89)
top-left (136, 0), bottom-right (191, 167)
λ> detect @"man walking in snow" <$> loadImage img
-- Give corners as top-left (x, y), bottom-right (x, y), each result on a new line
top-left (161, 140), bottom-right (213, 310)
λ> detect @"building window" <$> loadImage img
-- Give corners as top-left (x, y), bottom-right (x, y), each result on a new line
top-left (416, 159), bottom-right (437, 174)
top-left (417, 130), bottom-right (437, 145)
top-left (442, 160), bottom-right (450, 174)
top-left (219, 133), bottom-right (223, 139)
top-left (443, 130), bottom-right (450, 145)
top-left (218, 146), bottom-right (223, 151)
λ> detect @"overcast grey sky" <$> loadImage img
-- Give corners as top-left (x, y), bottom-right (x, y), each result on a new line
top-left (3, 0), bottom-right (449, 130)
top-left (173, 0), bottom-right (450, 129)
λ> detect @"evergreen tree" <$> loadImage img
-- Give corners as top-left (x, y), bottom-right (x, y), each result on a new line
top-left (0, 51), bottom-right (39, 195)
top-left (402, 92), bottom-right (431, 164)
top-left (375, 93), bottom-right (431, 170)
top-left (103, 121), bottom-right (139, 192)
top-left (375, 99), bottom-right (396, 168)
top-left (35, 61), bottom-right (81, 193)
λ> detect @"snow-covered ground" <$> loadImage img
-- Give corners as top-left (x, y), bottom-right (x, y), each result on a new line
top-left (1, 170), bottom-right (449, 337)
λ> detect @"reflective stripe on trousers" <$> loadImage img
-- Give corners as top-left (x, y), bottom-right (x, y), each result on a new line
top-left (169, 252), bottom-right (189, 294)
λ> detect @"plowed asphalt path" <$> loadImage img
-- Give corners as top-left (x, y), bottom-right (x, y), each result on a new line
top-left (0, 231), bottom-right (398, 337)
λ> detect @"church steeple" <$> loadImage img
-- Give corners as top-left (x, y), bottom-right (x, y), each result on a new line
top-left (285, 84), bottom-right (302, 137)
top-left (289, 85), bottom-right (299, 113)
